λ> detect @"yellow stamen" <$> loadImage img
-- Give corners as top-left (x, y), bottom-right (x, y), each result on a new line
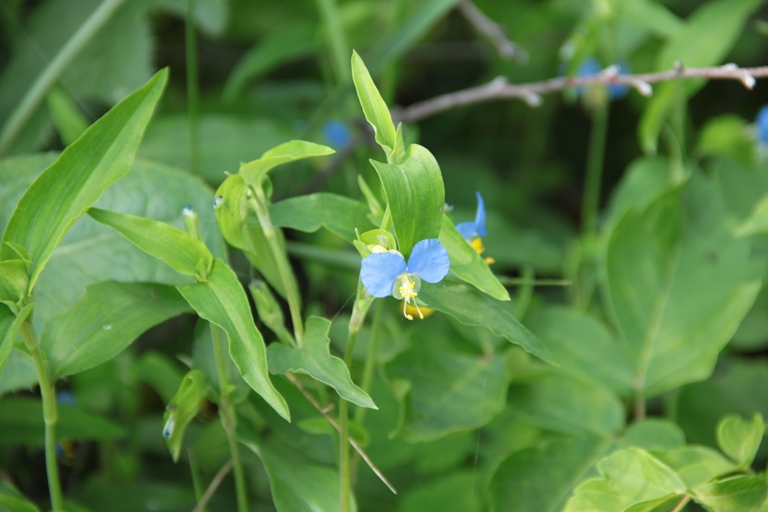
top-left (403, 299), bottom-right (413, 321)
top-left (484, 256), bottom-right (495, 265)
top-left (470, 237), bottom-right (485, 254)
top-left (399, 279), bottom-right (417, 299)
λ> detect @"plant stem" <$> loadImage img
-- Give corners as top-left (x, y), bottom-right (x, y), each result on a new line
top-left (188, 450), bottom-right (207, 512)
top-left (355, 300), bottom-right (382, 425)
top-left (339, 326), bottom-right (358, 512)
top-left (248, 190), bottom-right (305, 346)
top-left (21, 321), bottom-right (64, 511)
top-left (210, 324), bottom-right (248, 512)
top-left (580, 102), bottom-right (610, 237)
top-left (0, 0), bottom-right (125, 154)
top-left (670, 494), bottom-right (691, 512)
top-left (185, 0), bottom-right (201, 176)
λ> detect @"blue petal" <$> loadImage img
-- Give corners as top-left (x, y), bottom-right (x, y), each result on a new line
top-left (455, 221), bottom-right (477, 239)
top-left (758, 105), bottom-right (768, 145)
top-left (608, 61), bottom-right (631, 100)
top-left (361, 252), bottom-right (406, 297)
top-left (407, 239), bottom-right (450, 284)
top-left (473, 191), bottom-right (487, 237)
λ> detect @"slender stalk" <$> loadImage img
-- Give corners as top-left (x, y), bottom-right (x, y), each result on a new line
top-left (355, 300), bottom-right (383, 424)
top-left (192, 459), bottom-right (233, 512)
top-left (210, 324), bottom-right (248, 512)
top-left (339, 327), bottom-right (358, 512)
top-left (21, 321), bottom-right (64, 511)
top-left (248, 190), bottom-right (305, 345)
top-left (188, 450), bottom-right (207, 512)
top-left (185, 0), bottom-right (201, 176)
top-left (498, 277), bottom-right (572, 287)
top-left (0, 0), bottom-right (125, 154)
top-left (670, 494), bottom-right (691, 512)
top-left (581, 102), bottom-right (610, 237)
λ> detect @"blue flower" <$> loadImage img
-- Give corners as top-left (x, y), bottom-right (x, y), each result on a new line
top-left (576, 57), bottom-right (631, 101)
top-left (757, 105), bottom-right (768, 145)
top-left (456, 191), bottom-right (487, 240)
top-left (323, 120), bottom-right (352, 150)
top-left (361, 238), bottom-right (450, 319)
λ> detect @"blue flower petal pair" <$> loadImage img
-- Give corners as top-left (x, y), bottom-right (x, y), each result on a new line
top-left (456, 191), bottom-right (487, 240)
top-left (361, 239), bottom-right (450, 298)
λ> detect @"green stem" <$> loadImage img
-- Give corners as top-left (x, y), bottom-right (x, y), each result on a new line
top-left (188, 450), bottom-right (207, 512)
top-left (185, 0), bottom-right (201, 176)
top-left (210, 324), bottom-right (248, 512)
top-left (511, 265), bottom-right (534, 321)
top-left (0, 0), bottom-right (125, 154)
top-left (355, 300), bottom-right (382, 425)
top-left (248, 190), bottom-right (305, 346)
top-left (21, 321), bottom-right (64, 511)
top-left (339, 326), bottom-right (358, 512)
top-left (580, 102), bottom-right (610, 237)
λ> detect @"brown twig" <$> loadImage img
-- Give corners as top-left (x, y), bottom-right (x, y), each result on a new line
top-left (285, 373), bottom-right (398, 495)
top-left (457, 0), bottom-right (527, 63)
top-left (192, 459), bottom-right (233, 512)
top-left (394, 63), bottom-right (768, 123)
top-left (670, 494), bottom-right (692, 512)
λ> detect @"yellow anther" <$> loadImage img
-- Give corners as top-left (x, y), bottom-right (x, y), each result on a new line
top-left (484, 256), bottom-right (495, 265)
top-left (399, 279), bottom-right (417, 299)
top-left (470, 237), bottom-right (485, 254)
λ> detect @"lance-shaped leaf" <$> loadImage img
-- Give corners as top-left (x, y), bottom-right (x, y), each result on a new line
top-left (716, 413), bottom-right (765, 468)
top-left (564, 448), bottom-right (686, 512)
top-left (0, 304), bottom-right (32, 377)
top-left (40, 282), bottom-right (192, 379)
top-left (270, 193), bottom-right (374, 242)
top-left (88, 208), bottom-right (212, 281)
top-left (604, 181), bottom-right (760, 399)
top-left (239, 140), bottom-right (334, 189)
top-left (0, 479), bottom-right (41, 512)
top-left (369, 144), bottom-right (444, 257)
top-left (215, 173), bottom-right (290, 299)
top-left (418, 280), bottom-right (554, 364)
top-left (693, 475), bottom-right (768, 512)
top-left (651, 446), bottom-right (737, 488)
top-left (0, 69), bottom-right (168, 290)
top-left (178, 259), bottom-right (289, 421)
top-left (249, 280), bottom-right (293, 346)
top-left (351, 50), bottom-right (397, 154)
top-left (162, 370), bottom-right (207, 462)
top-left (267, 316), bottom-right (376, 409)
top-left (438, 215), bottom-right (508, 301)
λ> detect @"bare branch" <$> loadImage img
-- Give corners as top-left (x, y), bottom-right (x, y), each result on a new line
top-left (394, 63), bottom-right (768, 123)
top-left (457, 1), bottom-right (528, 64)
top-left (192, 459), bottom-right (233, 512)
top-left (285, 373), bottom-right (398, 495)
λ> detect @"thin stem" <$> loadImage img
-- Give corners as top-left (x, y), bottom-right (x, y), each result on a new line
top-left (210, 324), bottom-right (248, 512)
top-left (185, 0), bottom-right (201, 176)
top-left (0, 0), bottom-right (125, 154)
top-left (188, 450), bottom-right (207, 512)
top-left (248, 191), bottom-right (305, 345)
top-left (633, 377), bottom-right (646, 422)
top-left (581, 102), bottom-right (609, 237)
top-left (355, 300), bottom-right (383, 425)
top-left (192, 459), bottom-right (234, 512)
top-left (670, 494), bottom-right (691, 512)
top-left (21, 321), bottom-right (64, 511)
top-left (458, 0), bottom-right (527, 63)
top-left (339, 327), bottom-right (358, 512)
top-left (498, 277), bottom-right (572, 287)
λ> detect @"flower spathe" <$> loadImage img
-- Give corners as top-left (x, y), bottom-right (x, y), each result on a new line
top-left (361, 238), bottom-right (450, 320)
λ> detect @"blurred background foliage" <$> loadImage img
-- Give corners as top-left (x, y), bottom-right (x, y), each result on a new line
top-left (2, 0), bottom-right (768, 510)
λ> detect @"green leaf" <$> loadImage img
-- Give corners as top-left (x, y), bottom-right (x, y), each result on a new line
top-left (693, 475), bottom-right (768, 512)
top-left (398, 471), bottom-right (483, 512)
top-left (490, 435), bottom-right (611, 512)
top-left (214, 173), bottom-right (290, 298)
top-left (652, 446), bottom-right (737, 488)
top-left (0, 396), bottom-right (124, 445)
top-left (697, 115), bottom-right (755, 167)
top-left (0, 351), bottom-right (36, 396)
top-left (240, 430), bottom-right (356, 512)
top-left (621, 419), bottom-right (686, 450)
top-left (249, 280), bottom-right (294, 346)
top-left (46, 87), bottom-right (89, 146)
top-left (0, 259), bottom-right (30, 304)
top-left (270, 193), bottom-right (375, 242)
top-left (0, 304), bottom-right (32, 376)
top-left (564, 448), bottom-right (686, 512)
top-left (526, 306), bottom-right (634, 397)
top-left (351, 51), bottom-right (397, 153)
top-left (88, 208), bottom-right (213, 280)
top-left (0, 69), bottom-right (168, 290)
top-left (191, 322), bottom-right (248, 401)
top-left (604, 180), bottom-right (760, 399)
top-left (134, 351), bottom-right (186, 404)
top-left (369, 143), bottom-right (444, 257)
top-left (162, 370), bottom-right (207, 462)
top-left (177, 258), bottom-right (289, 421)
top-left (509, 370), bottom-right (625, 438)
top-left (716, 413), bottom-right (765, 467)
top-left (40, 282), bottom-right (192, 379)
top-left (0, 480), bottom-right (41, 512)
top-left (267, 316), bottom-right (376, 409)
top-left (439, 215), bottom-right (509, 301)
top-left (386, 337), bottom-right (510, 442)
top-left (418, 280), bottom-right (555, 364)
top-left (239, 140), bottom-right (334, 189)
top-left (734, 192), bottom-right (768, 237)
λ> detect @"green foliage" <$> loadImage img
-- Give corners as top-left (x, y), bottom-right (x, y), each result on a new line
top-left (162, 370), bottom-right (208, 462)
